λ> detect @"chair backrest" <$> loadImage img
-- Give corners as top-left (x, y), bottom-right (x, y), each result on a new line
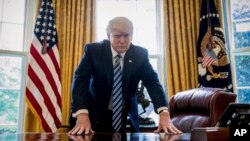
top-left (169, 87), bottom-right (237, 132)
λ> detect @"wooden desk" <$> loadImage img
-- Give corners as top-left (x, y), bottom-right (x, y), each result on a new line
top-left (0, 132), bottom-right (191, 141)
top-left (191, 127), bottom-right (230, 141)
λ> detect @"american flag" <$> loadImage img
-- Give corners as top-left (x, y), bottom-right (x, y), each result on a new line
top-left (202, 50), bottom-right (217, 67)
top-left (26, 0), bottom-right (62, 132)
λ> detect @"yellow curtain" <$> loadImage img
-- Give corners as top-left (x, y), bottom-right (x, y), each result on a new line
top-left (23, 0), bottom-right (95, 132)
top-left (163, 0), bottom-right (224, 99)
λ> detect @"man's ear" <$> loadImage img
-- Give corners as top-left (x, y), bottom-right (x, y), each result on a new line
top-left (107, 34), bottom-right (110, 39)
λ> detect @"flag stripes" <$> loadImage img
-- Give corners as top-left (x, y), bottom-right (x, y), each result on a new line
top-left (202, 52), bottom-right (216, 67)
top-left (30, 41), bottom-right (61, 106)
top-left (26, 87), bottom-right (55, 132)
top-left (27, 65), bottom-right (61, 125)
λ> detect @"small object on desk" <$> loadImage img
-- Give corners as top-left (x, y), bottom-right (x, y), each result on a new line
top-left (191, 127), bottom-right (229, 141)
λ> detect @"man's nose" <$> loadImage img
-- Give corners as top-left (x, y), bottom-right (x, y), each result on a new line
top-left (119, 36), bottom-right (127, 42)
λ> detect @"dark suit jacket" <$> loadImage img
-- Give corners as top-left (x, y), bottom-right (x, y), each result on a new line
top-left (70, 40), bottom-right (168, 132)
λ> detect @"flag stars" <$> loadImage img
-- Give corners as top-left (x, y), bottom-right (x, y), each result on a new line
top-left (52, 38), bottom-right (55, 42)
top-left (35, 0), bottom-right (57, 48)
top-left (42, 22), bottom-right (46, 27)
top-left (47, 29), bottom-right (52, 34)
top-left (35, 28), bottom-right (40, 33)
top-left (46, 36), bottom-right (51, 40)
top-left (40, 36), bottom-right (44, 40)
top-left (36, 21), bottom-right (41, 26)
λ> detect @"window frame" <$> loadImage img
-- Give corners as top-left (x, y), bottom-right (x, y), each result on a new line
top-left (222, 0), bottom-right (250, 103)
top-left (0, 0), bottom-right (36, 132)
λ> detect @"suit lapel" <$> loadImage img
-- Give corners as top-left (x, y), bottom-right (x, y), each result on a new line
top-left (123, 45), bottom-right (134, 92)
top-left (102, 40), bottom-right (113, 91)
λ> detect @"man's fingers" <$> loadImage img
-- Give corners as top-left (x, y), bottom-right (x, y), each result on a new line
top-left (165, 126), bottom-right (182, 134)
top-left (82, 127), bottom-right (95, 135)
top-left (168, 126), bottom-right (177, 134)
top-left (154, 127), bottom-right (161, 133)
top-left (68, 125), bottom-right (85, 135)
top-left (155, 125), bottom-right (182, 134)
top-left (162, 127), bottom-right (170, 134)
top-left (69, 126), bottom-right (80, 135)
top-left (172, 126), bottom-right (182, 134)
top-left (77, 127), bottom-right (85, 135)
top-left (85, 127), bottom-right (94, 135)
top-left (90, 129), bottom-right (95, 134)
top-left (167, 125), bottom-right (182, 134)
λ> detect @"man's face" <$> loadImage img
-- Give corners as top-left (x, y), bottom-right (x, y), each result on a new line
top-left (109, 32), bottom-right (132, 53)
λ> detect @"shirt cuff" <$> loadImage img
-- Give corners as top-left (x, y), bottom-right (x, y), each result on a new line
top-left (157, 107), bottom-right (168, 114)
top-left (72, 109), bottom-right (89, 118)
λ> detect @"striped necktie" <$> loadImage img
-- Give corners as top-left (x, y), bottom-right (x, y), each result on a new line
top-left (112, 54), bottom-right (123, 132)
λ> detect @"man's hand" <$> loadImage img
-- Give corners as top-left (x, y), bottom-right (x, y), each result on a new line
top-left (154, 111), bottom-right (182, 134)
top-left (68, 113), bottom-right (95, 135)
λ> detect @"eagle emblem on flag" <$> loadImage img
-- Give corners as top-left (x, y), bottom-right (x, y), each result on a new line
top-left (199, 26), bottom-right (230, 81)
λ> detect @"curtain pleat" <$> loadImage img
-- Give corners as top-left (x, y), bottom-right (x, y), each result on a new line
top-left (163, 0), bottom-right (200, 99)
top-left (23, 0), bottom-right (95, 132)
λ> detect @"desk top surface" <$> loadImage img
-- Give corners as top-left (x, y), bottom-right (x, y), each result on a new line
top-left (0, 132), bottom-right (190, 141)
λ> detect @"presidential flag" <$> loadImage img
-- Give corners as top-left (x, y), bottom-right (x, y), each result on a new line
top-left (197, 0), bottom-right (233, 92)
top-left (26, 0), bottom-right (62, 132)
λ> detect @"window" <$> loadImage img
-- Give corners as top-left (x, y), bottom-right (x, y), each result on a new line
top-left (0, 0), bottom-right (35, 133)
top-left (95, 0), bottom-right (164, 126)
top-left (223, 0), bottom-right (250, 103)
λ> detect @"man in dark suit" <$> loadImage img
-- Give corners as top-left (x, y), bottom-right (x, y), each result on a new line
top-left (68, 17), bottom-right (181, 134)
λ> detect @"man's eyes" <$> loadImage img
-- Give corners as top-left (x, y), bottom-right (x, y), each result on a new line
top-left (113, 34), bottom-right (130, 38)
top-left (114, 35), bottom-right (122, 38)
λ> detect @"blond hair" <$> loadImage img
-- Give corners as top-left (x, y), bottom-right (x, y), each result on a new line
top-left (106, 17), bottom-right (133, 37)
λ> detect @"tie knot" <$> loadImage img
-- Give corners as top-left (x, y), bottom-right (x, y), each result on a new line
top-left (116, 54), bottom-right (121, 59)
top-left (114, 54), bottom-right (121, 63)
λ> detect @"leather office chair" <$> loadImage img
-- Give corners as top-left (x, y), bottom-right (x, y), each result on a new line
top-left (169, 87), bottom-right (237, 132)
